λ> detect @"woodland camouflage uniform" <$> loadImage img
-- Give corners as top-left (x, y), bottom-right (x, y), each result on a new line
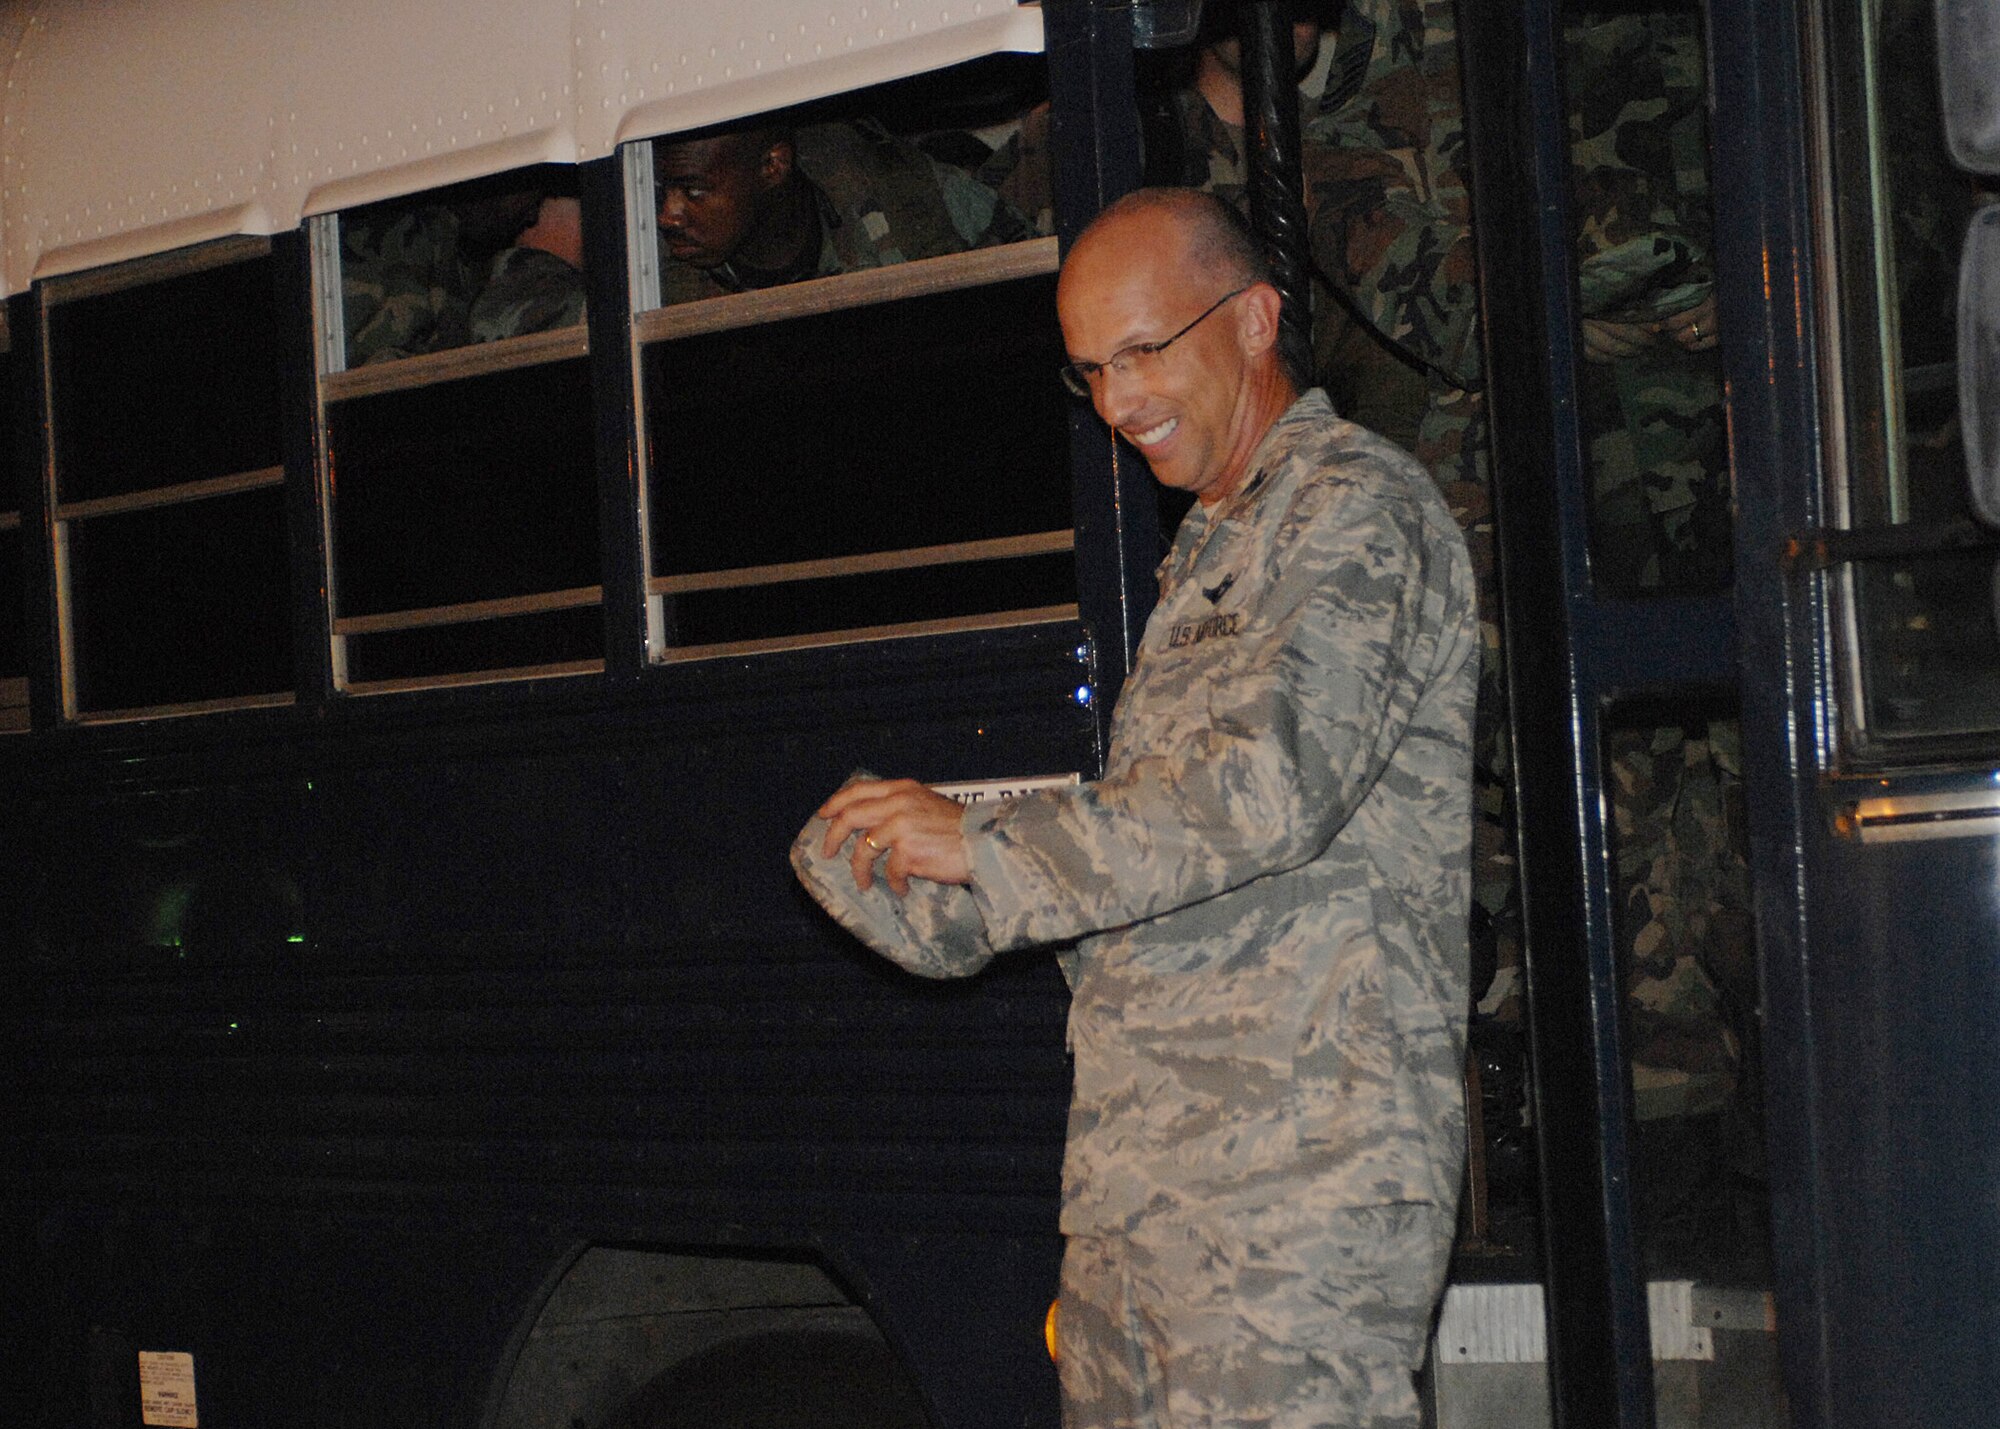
top-left (1314, 2), bottom-right (1754, 1265)
top-left (1566, 6), bottom-right (1731, 591)
top-left (1566, 6), bottom-right (1754, 1265)
top-left (1302, 0), bottom-right (1518, 977)
top-left (344, 203), bottom-right (584, 361)
top-left (468, 246), bottom-right (585, 343)
top-left (658, 119), bottom-right (1031, 305)
top-left (1566, 9), bottom-right (1745, 1069)
top-left (341, 205), bottom-right (477, 366)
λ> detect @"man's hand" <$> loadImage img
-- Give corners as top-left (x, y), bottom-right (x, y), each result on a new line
top-left (1581, 315), bottom-right (1658, 363)
top-left (1659, 291), bottom-right (1718, 353)
top-left (818, 778), bottom-right (972, 896)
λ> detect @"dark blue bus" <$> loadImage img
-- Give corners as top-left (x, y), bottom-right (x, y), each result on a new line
top-left (0, 1), bottom-right (1994, 1426)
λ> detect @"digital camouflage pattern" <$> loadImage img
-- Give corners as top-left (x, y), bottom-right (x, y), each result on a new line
top-left (977, 36), bottom-right (1515, 966)
top-left (657, 119), bottom-right (1031, 305)
top-left (1060, 1200), bottom-right (1452, 1428)
top-left (341, 204), bottom-right (476, 366)
top-left (809, 390), bottom-right (1476, 1424)
top-left (468, 245), bottom-right (585, 343)
top-left (1566, 8), bottom-right (1730, 590)
top-left (958, 390), bottom-right (1477, 1248)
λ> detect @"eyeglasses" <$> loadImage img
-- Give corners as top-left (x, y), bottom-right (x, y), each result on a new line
top-left (1059, 286), bottom-right (1249, 397)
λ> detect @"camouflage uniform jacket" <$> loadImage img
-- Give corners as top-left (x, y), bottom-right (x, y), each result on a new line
top-left (1565, 8), bottom-right (1715, 322)
top-left (964, 390), bottom-right (1479, 1236)
top-left (341, 204), bottom-right (477, 366)
top-left (659, 119), bottom-right (1030, 304)
top-left (1306, 0), bottom-right (1482, 391)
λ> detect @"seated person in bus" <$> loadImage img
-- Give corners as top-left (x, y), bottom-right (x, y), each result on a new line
top-left (809, 189), bottom-right (1477, 1429)
top-left (343, 180), bottom-right (582, 364)
top-left (652, 117), bottom-right (1031, 304)
top-left (468, 192), bottom-right (587, 342)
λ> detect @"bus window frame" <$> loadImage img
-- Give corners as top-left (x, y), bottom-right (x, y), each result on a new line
top-left (626, 125), bottom-right (1077, 666)
top-left (1805, 0), bottom-right (2000, 770)
top-left (308, 205), bottom-right (608, 697)
top-left (38, 234), bottom-right (299, 725)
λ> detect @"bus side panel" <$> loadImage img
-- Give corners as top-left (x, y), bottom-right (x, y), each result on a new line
top-left (1805, 823), bottom-right (2000, 1423)
top-left (5, 628), bottom-right (1090, 1426)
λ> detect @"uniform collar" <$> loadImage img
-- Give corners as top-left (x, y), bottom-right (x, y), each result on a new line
top-left (1202, 387), bottom-right (1333, 527)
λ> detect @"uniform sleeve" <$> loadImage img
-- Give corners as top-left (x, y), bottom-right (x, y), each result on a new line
top-left (930, 152), bottom-right (1036, 249)
top-left (965, 478), bottom-right (1450, 951)
top-left (791, 806), bottom-right (1000, 980)
top-left (469, 246), bottom-right (586, 342)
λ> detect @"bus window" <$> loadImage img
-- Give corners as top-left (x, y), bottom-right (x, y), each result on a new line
top-left (1563, 0), bottom-right (1731, 596)
top-left (627, 75), bottom-right (1072, 662)
top-left (1821, 0), bottom-right (2000, 755)
top-left (637, 67), bottom-right (1038, 312)
top-left (317, 165), bottom-right (602, 693)
top-left (42, 239), bottom-right (294, 720)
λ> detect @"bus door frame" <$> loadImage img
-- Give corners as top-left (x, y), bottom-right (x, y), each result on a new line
top-left (1457, 0), bottom-right (1753, 1425)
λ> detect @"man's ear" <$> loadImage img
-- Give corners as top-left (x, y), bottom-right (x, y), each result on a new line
top-left (1235, 281), bottom-right (1284, 359)
top-left (758, 139), bottom-right (796, 190)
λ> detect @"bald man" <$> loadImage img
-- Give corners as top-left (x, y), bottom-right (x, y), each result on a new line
top-left (815, 189), bottom-right (1477, 1428)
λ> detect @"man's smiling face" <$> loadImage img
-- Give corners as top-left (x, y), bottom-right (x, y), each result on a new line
top-left (1056, 211), bottom-right (1272, 507)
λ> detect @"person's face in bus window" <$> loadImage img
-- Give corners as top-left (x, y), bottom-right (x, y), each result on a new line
top-left (654, 134), bottom-right (791, 269)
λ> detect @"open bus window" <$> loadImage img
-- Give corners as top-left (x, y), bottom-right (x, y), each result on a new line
top-left (1560, 0), bottom-right (1733, 597)
top-left (331, 164), bottom-right (586, 370)
top-left (41, 239), bottom-right (294, 720)
top-left (317, 166), bottom-right (603, 694)
top-left (1821, 0), bottom-right (2000, 755)
top-left (626, 71), bottom-right (1072, 661)
top-left (633, 60), bottom-right (1041, 313)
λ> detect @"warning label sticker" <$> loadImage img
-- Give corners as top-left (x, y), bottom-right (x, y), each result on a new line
top-left (138, 1351), bottom-right (198, 1427)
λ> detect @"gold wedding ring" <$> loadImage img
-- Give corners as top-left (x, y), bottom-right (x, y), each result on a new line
top-left (863, 833), bottom-right (887, 854)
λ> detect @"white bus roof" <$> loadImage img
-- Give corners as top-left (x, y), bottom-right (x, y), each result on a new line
top-left (0, 0), bottom-right (1043, 295)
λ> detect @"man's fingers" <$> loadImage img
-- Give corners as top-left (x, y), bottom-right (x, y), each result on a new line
top-left (813, 777), bottom-right (970, 890)
top-left (848, 833), bottom-right (880, 891)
